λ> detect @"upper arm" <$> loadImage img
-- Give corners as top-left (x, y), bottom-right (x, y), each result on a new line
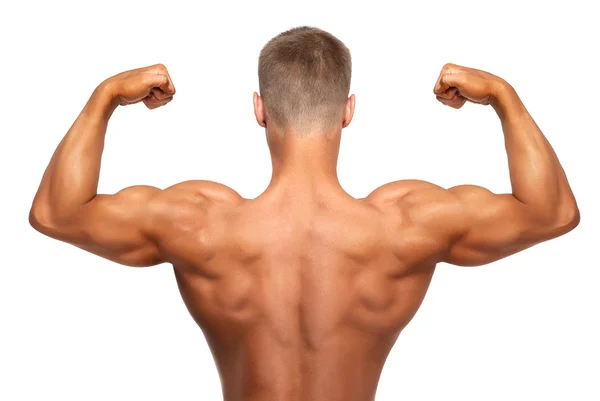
top-left (31, 185), bottom-right (165, 267)
top-left (441, 185), bottom-right (578, 266)
top-left (372, 180), bottom-right (578, 267)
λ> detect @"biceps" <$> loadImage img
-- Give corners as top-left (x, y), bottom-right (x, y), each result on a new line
top-left (443, 187), bottom-right (543, 266)
top-left (59, 186), bottom-right (165, 267)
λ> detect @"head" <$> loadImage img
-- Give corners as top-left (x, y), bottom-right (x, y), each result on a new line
top-left (254, 26), bottom-right (355, 137)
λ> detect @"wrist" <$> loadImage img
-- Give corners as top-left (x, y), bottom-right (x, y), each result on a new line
top-left (84, 80), bottom-right (119, 121)
top-left (490, 80), bottom-right (527, 122)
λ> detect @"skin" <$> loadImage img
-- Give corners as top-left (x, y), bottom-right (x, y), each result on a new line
top-left (30, 63), bottom-right (579, 401)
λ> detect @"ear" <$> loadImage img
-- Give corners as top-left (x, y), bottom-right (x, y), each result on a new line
top-left (342, 94), bottom-right (356, 128)
top-left (253, 92), bottom-right (267, 128)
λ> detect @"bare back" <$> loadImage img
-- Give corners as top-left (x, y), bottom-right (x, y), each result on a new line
top-left (148, 180), bottom-right (455, 401)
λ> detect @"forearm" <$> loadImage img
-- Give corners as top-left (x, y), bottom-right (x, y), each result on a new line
top-left (31, 83), bottom-right (118, 224)
top-left (492, 83), bottom-right (578, 223)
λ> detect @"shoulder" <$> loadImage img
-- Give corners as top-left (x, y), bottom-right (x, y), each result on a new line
top-left (147, 180), bottom-right (243, 217)
top-left (365, 180), bottom-right (455, 207)
top-left (365, 179), bottom-right (466, 228)
top-left (161, 180), bottom-right (243, 203)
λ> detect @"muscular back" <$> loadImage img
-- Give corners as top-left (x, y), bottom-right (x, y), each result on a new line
top-left (147, 180), bottom-right (456, 401)
top-left (30, 171), bottom-right (577, 401)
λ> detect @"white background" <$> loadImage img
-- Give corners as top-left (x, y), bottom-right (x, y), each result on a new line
top-left (1, 1), bottom-right (598, 400)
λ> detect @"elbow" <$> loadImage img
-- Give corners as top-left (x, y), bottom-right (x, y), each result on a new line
top-left (29, 204), bottom-right (58, 235)
top-left (29, 204), bottom-right (81, 240)
top-left (553, 204), bottom-right (581, 234)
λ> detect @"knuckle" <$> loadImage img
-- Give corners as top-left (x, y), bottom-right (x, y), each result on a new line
top-left (443, 63), bottom-right (460, 73)
top-left (439, 73), bottom-right (449, 87)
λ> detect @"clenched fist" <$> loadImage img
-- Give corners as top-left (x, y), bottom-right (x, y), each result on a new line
top-left (433, 63), bottom-right (508, 109)
top-left (102, 64), bottom-right (176, 110)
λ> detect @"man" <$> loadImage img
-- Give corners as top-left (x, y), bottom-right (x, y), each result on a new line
top-left (29, 26), bottom-right (579, 401)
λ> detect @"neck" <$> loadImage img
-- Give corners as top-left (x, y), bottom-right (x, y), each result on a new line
top-left (265, 127), bottom-right (343, 191)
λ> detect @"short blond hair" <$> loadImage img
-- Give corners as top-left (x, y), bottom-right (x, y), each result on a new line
top-left (258, 26), bottom-right (352, 135)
